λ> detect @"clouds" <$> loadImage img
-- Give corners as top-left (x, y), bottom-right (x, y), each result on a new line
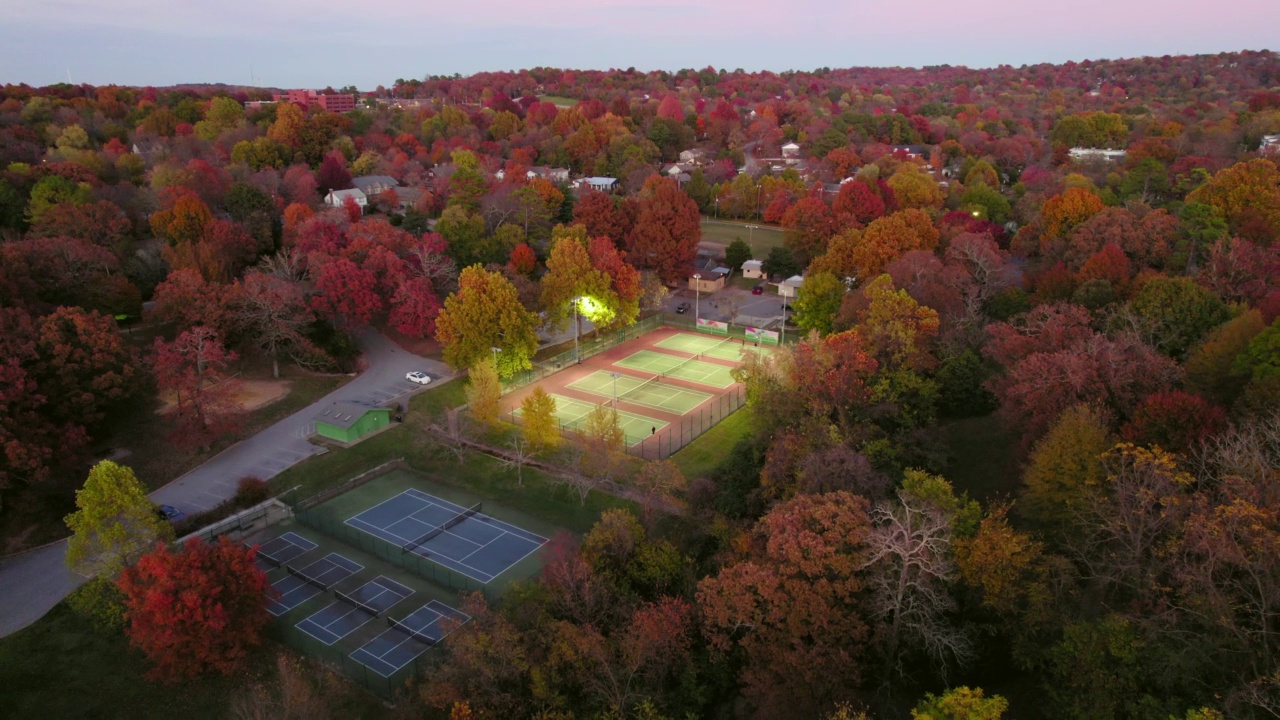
top-left (1, 0), bottom-right (1277, 87)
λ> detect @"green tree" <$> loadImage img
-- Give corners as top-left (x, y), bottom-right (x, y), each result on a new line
top-left (26, 175), bottom-right (92, 225)
top-left (466, 357), bottom-right (502, 428)
top-left (65, 461), bottom-right (174, 577)
top-left (447, 149), bottom-right (489, 211)
top-left (792, 271), bottom-right (846, 335)
top-left (520, 387), bottom-right (560, 452)
top-left (959, 182), bottom-right (1011, 224)
top-left (1020, 404), bottom-right (1111, 535)
top-left (1184, 309), bottom-right (1265, 405)
top-left (437, 205), bottom-right (487, 267)
top-left (435, 265), bottom-right (540, 378)
top-left (724, 238), bottom-right (753, 272)
top-left (1129, 277), bottom-right (1229, 359)
top-left (763, 245), bottom-right (801, 278)
top-left (912, 686), bottom-right (1009, 720)
top-left (1235, 317), bottom-right (1280, 380)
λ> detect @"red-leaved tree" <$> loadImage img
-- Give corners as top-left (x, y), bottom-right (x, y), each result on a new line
top-left (1121, 391), bottom-right (1227, 453)
top-left (117, 537), bottom-right (271, 681)
top-left (150, 326), bottom-right (242, 450)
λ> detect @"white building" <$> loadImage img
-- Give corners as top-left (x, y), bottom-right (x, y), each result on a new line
top-left (1261, 134), bottom-right (1280, 155)
top-left (781, 142), bottom-right (801, 158)
top-left (741, 259), bottom-right (764, 279)
top-left (778, 275), bottom-right (804, 298)
top-left (1069, 148), bottom-right (1128, 162)
top-left (325, 188), bottom-right (368, 210)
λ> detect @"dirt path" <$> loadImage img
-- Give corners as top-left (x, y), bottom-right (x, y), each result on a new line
top-left (155, 380), bottom-right (291, 415)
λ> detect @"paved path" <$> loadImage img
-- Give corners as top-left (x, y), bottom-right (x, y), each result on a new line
top-left (0, 330), bottom-right (449, 638)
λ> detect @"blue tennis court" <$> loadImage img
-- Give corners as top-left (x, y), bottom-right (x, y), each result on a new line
top-left (295, 576), bottom-right (413, 645)
top-left (344, 489), bottom-right (548, 584)
top-left (253, 531), bottom-right (316, 572)
top-left (267, 553), bottom-right (363, 617)
top-left (350, 599), bottom-right (470, 677)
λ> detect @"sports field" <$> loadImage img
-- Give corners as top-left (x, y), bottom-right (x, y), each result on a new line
top-left (654, 333), bottom-right (755, 362)
top-left (614, 350), bottom-right (737, 389)
top-left (516, 393), bottom-right (669, 446)
top-left (567, 371), bottom-right (712, 415)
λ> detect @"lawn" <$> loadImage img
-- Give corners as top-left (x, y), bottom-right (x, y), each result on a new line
top-left (672, 407), bottom-right (753, 480)
top-left (941, 413), bottom-right (1023, 504)
top-left (700, 218), bottom-right (786, 259)
top-left (408, 376), bottom-right (467, 421)
top-left (537, 95), bottom-right (578, 107)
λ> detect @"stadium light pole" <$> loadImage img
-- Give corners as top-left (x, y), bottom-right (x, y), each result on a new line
top-left (573, 296), bottom-right (582, 364)
top-left (609, 372), bottom-right (622, 408)
top-left (693, 273), bottom-right (701, 325)
top-left (491, 345), bottom-right (501, 369)
top-left (780, 290), bottom-right (788, 345)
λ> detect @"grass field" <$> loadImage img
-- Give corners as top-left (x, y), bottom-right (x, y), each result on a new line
top-left (700, 218), bottom-right (786, 258)
top-left (537, 95), bottom-right (578, 107)
top-left (671, 407), bottom-right (754, 481)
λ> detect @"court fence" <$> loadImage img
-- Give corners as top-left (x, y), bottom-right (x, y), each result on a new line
top-left (504, 382), bottom-right (746, 462)
top-left (273, 613), bottom-right (440, 701)
top-left (292, 502), bottom-right (497, 604)
top-left (293, 458), bottom-right (408, 510)
top-left (503, 313), bottom-right (666, 394)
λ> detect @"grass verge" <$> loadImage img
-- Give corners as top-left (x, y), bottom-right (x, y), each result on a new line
top-left (671, 407), bottom-right (753, 480)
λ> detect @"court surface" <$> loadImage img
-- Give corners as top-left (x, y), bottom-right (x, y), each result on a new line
top-left (345, 489), bottom-right (548, 584)
top-left (567, 370), bottom-right (711, 415)
top-left (538, 393), bottom-right (668, 446)
top-left (350, 599), bottom-right (471, 677)
top-left (267, 553), bottom-right (363, 616)
top-left (295, 576), bottom-right (414, 645)
top-left (614, 350), bottom-right (737, 388)
top-left (655, 333), bottom-right (750, 362)
top-left (254, 531), bottom-right (317, 573)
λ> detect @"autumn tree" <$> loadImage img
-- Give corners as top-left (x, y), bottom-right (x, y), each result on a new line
top-left (781, 196), bottom-right (839, 263)
top-left (1184, 309), bottom-right (1267, 405)
top-left (308, 257), bottom-right (383, 327)
top-left (627, 176), bottom-right (701, 284)
top-left (1039, 187), bottom-right (1105, 242)
top-left (228, 272), bottom-right (319, 378)
top-left (150, 326), bottom-right (243, 450)
top-left (1128, 277), bottom-right (1229, 359)
top-left (65, 460), bottom-right (174, 577)
top-left (150, 190), bottom-right (213, 245)
top-left (888, 165), bottom-right (945, 211)
top-left (573, 403), bottom-right (626, 503)
top-left (541, 234), bottom-right (616, 331)
top-left (632, 460), bottom-right (686, 526)
top-left (1019, 403), bottom-right (1112, 534)
top-left (1186, 158), bottom-right (1280, 241)
top-left (850, 274), bottom-right (941, 372)
top-left (117, 537), bottom-right (271, 681)
top-left (466, 358), bottom-right (502, 429)
top-left (698, 491), bottom-right (874, 717)
top-left (912, 686), bottom-right (1009, 720)
top-left (852, 209), bottom-right (941, 279)
top-left (1121, 391), bottom-right (1226, 453)
top-left (436, 265), bottom-right (540, 378)
top-left (520, 387), bottom-right (561, 451)
top-left (833, 180), bottom-right (887, 225)
top-left (792, 271), bottom-right (846, 335)
top-left (34, 306), bottom-right (145, 433)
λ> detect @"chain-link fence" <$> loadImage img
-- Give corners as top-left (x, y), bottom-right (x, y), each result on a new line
top-left (503, 313), bottom-right (666, 393)
top-left (272, 612), bottom-right (439, 700)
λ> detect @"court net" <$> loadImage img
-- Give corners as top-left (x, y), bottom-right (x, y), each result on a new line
top-left (334, 588), bottom-right (381, 619)
top-left (402, 503), bottom-right (482, 554)
top-left (248, 544), bottom-right (282, 568)
top-left (286, 565), bottom-right (330, 592)
top-left (662, 354), bottom-right (700, 379)
top-left (387, 616), bottom-right (437, 646)
top-left (616, 374), bottom-right (662, 404)
top-left (698, 336), bottom-right (738, 360)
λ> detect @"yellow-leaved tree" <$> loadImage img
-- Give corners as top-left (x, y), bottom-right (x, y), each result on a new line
top-left (520, 387), bottom-right (561, 452)
top-left (65, 460), bottom-right (174, 578)
top-left (465, 358), bottom-right (502, 429)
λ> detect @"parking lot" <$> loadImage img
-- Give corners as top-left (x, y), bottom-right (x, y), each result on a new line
top-left (664, 283), bottom-right (790, 330)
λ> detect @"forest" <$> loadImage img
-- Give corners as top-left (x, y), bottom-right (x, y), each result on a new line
top-left (1, 48), bottom-right (1280, 719)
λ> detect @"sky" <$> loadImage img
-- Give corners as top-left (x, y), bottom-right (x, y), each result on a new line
top-left (2, 0), bottom-right (1278, 89)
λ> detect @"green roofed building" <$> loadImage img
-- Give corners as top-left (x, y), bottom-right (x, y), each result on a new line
top-left (313, 401), bottom-right (392, 444)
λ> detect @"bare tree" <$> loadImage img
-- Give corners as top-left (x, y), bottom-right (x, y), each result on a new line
top-left (256, 247), bottom-right (308, 283)
top-left (498, 436), bottom-right (537, 487)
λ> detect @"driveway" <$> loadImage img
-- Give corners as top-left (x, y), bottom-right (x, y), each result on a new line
top-left (0, 329), bottom-right (449, 638)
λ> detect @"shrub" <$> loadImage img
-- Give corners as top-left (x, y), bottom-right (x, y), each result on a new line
top-left (67, 576), bottom-right (128, 633)
top-left (234, 476), bottom-right (270, 507)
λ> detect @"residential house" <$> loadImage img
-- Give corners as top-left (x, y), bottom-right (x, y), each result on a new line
top-left (741, 259), bottom-right (764, 279)
top-left (1261, 135), bottom-right (1280, 155)
top-left (527, 166), bottom-right (570, 182)
top-left (1069, 148), bottom-right (1128, 162)
top-left (781, 142), bottom-right (801, 158)
top-left (679, 149), bottom-right (707, 165)
top-left (778, 275), bottom-right (804, 298)
top-left (131, 141), bottom-right (167, 162)
top-left (688, 269), bottom-right (726, 293)
top-left (392, 186), bottom-right (424, 213)
top-left (351, 175), bottom-right (400, 199)
top-left (573, 177), bottom-right (618, 193)
top-left (889, 145), bottom-right (928, 159)
top-left (325, 188), bottom-right (368, 211)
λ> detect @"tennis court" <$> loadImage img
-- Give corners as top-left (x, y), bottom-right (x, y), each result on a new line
top-left (567, 370), bottom-right (712, 415)
top-left (655, 333), bottom-right (750, 362)
top-left (351, 599), bottom-right (471, 677)
top-left (267, 553), bottom-right (364, 616)
top-left (344, 489), bottom-right (548, 584)
top-left (536, 393), bottom-right (669, 445)
top-left (255, 531), bottom-right (317, 572)
top-left (614, 350), bottom-right (737, 389)
top-left (295, 576), bottom-right (414, 645)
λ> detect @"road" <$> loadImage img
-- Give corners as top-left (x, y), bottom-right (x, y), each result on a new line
top-left (0, 329), bottom-right (449, 638)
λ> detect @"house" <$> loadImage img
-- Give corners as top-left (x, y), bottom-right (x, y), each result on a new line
top-left (781, 142), bottom-right (801, 158)
top-left (778, 275), bottom-right (804, 298)
top-left (130, 141), bottom-right (167, 161)
top-left (392, 186), bottom-right (424, 213)
top-left (528, 166), bottom-right (570, 182)
top-left (574, 177), bottom-right (618, 193)
top-left (1261, 135), bottom-right (1280, 155)
top-left (243, 100), bottom-right (275, 111)
top-left (351, 175), bottom-right (399, 198)
top-left (313, 401), bottom-right (392, 444)
top-left (890, 145), bottom-right (928, 159)
top-left (325, 188), bottom-right (368, 211)
top-left (741, 259), bottom-right (764, 279)
top-left (1069, 148), bottom-right (1128, 162)
top-left (688, 269), bottom-right (726, 293)
top-left (679, 149), bottom-right (706, 164)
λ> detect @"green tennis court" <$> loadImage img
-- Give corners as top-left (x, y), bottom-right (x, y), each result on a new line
top-left (615, 350), bottom-right (737, 389)
top-left (655, 333), bottom-right (749, 361)
top-left (517, 394), bottom-right (668, 446)
top-left (567, 371), bottom-right (712, 414)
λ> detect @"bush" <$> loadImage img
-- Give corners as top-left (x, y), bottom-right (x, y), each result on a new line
top-left (234, 476), bottom-right (270, 507)
top-left (66, 576), bottom-right (128, 633)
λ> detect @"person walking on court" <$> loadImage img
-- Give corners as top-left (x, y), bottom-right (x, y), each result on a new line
top-left (651, 426), bottom-right (656, 435)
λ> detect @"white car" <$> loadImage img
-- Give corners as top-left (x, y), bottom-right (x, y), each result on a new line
top-left (405, 371), bottom-right (432, 385)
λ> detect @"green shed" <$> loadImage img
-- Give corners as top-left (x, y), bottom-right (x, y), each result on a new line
top-left (314, 401), bottom-right (392, 444)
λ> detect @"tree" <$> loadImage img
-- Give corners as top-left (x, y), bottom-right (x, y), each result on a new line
top-left (1129, 277), bottom-right (1230, 359)
top-left (792, 271), bottom-right (845, 335)
top-left (26, 174), bottom-right (92, 225)
top-left (833, 180), bottom-right (887, 224)
top-left (912, 686), bottom-right (1009, 720)
top-left (315, 151), bottom-right (352, 195)
top-left (65, 460), bottom-right (174, 577)
top-left (419, 594), bottom-right (533, 718)
top-left (852, 209), bottom-right (940, 279)
top-left (309, 257), bottom-right (383, 327)
top-left (763, 245), bottom-right (801, 278)
top-left (852, 274), bottom-right (941, 372)
top-left (633, 460), bottom-right (686, 526)
top-left (725, 238), bottom-right (753, 271)
top-left (117, 537), bottom-right (271, 681)
top-left (698, 492), bottom-right (874, 717)
top-left (1186, 159), bottom-right (1280, 242)
top-left (541, 234), bottom-right (616, 330)
top-left (229, 272), bottom-right (319, 378)
top-left (1121, 391), bottom-right (1226, 453)
top-left (150, 326), bottom-right (242, 451)
top-left (888, 165), bottom-right (944, 211)
top-left (1020, 404), bottom-right (1112, 534)
top-left (781, 196), bottom-right (839, 263)
top-left (29, 200), bottom-right (133, 257)
top-left (1040, 187), bottom-right (1105, 241)
top-left (149, 268), bottom-right (229, 335)
top-left (573, 190), bottom-right (632, 244)
top-left (1184, 309), bottom-right (1266, 406)
top-left (436, 265), bottom-right (540, 378)
top-left (1235, 318), bottom-right (1280, 381)
top-left (574, 403), bottom-right (626, 503)
top-left (34, 306), bottom-right (144, 433)
top-left (508, 242), bottom-right (537, 276)
top-left (466, 358), bottom-right (502, 428)
top-left (150, 190), bottom-right (213, 244)
top-left (521, 387), bottom-right (561, 452)
top-left (627, 176), bottom-right (701, 284)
